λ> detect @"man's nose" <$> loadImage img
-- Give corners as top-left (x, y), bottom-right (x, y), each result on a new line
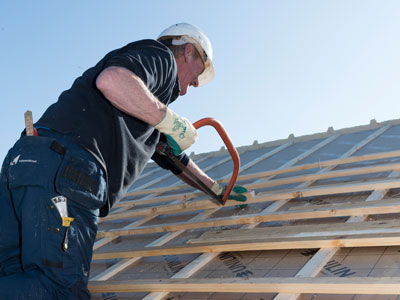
top-left (191, 78), bottom-right (199, 87)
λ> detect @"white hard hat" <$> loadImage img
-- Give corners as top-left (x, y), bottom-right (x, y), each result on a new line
top-left (158, 23), bottom-right (214, 86)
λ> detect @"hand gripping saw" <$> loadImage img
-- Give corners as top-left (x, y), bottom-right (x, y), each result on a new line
top-left (156, 117), bottom-right (240, 206)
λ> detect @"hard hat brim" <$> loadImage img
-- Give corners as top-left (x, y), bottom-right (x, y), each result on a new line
top-left (198, 60), bottom-right (215, 86)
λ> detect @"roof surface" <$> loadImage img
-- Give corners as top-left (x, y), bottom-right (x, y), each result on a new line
top-left (90, 119), bottom-right (400, 300)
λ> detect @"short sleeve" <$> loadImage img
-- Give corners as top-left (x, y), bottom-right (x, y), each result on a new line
top-left (103, 41), bottom-right (178, 105)
top-left (104, 50), bottom-right (149, 85)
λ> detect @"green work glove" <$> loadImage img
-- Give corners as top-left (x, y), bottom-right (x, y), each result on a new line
top-left (154, 107), bottom-right (198, 156)
top-left (211, 182), bottom-right (248, 202)
top-left (225, 186), bottom-right (248, 202)
top-left (165, 135), bottom-right (185, 156)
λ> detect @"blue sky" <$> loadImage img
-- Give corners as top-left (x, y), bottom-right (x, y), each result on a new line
top-left (1, 1), bottom-right (400, 162)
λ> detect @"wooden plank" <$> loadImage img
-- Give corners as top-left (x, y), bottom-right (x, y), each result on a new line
top-left (24, 110), bottom-right (34, 136)
top-left (90, 257), bottom-right (142, 282)
top-left (96, 198), bottom-right (400, 238)
top-left (189, 219), bottom-right (400, 243)
top-left (115, 193), bottom-right (195, 208)
top-left (294, 248), bottom-right (337, 278)
top-left (188, 220), bottom-right (400, 244)
top-left (103, 177), bottom-right (400, 221)
top-left (92, 231), bottom-right (400, 260)
top-left (88, 277), bottom-right (400, 294)
top-left (139, 253), bottom-right (220, 300)
top-left (91, 208), bottom-right (218, 281)
top-left (246, 162), bottom-right (400, 190)
top-left (93, 215), bottom-right (156, 251)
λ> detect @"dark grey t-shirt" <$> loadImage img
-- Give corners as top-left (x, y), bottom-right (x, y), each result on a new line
top-left (37, 39), bottom-right (186, 216)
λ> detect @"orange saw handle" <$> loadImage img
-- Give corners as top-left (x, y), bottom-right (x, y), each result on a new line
top-left (192, 118), bottom-right (240, 205)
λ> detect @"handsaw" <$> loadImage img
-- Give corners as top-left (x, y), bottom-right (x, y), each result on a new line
top-left (156, 117), bottom-right (240, 205)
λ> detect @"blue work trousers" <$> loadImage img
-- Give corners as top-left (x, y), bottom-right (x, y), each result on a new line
top-left (0, 130), bottom-right (107, 299)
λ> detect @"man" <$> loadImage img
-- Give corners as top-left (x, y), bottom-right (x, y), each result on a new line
top-left (0, 23), bottom-right (245, 299)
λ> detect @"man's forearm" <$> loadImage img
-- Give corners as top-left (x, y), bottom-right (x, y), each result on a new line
top-left (96, 66), bottom-right (166, 125)
top-left (176, 159), bottom-right (215, 194)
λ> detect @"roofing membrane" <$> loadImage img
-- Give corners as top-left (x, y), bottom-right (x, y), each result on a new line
top-left (90, 119), bottom-right (400, 300)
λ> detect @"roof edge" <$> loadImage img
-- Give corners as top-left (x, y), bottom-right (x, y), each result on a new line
top-left (187, 118), bottom-right (400, 159)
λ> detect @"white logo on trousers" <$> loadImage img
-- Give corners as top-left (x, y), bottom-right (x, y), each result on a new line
top-left (10, 154), bottom-right (37, 165)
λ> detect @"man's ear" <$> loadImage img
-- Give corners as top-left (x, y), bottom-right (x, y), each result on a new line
top-left (183, 43), bottom-right (195, 62)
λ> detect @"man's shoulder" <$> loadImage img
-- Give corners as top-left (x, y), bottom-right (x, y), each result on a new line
top-left (103, 39), bottom-right (174, 70)
top-left (124, 39), bottom-right (170, 52)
